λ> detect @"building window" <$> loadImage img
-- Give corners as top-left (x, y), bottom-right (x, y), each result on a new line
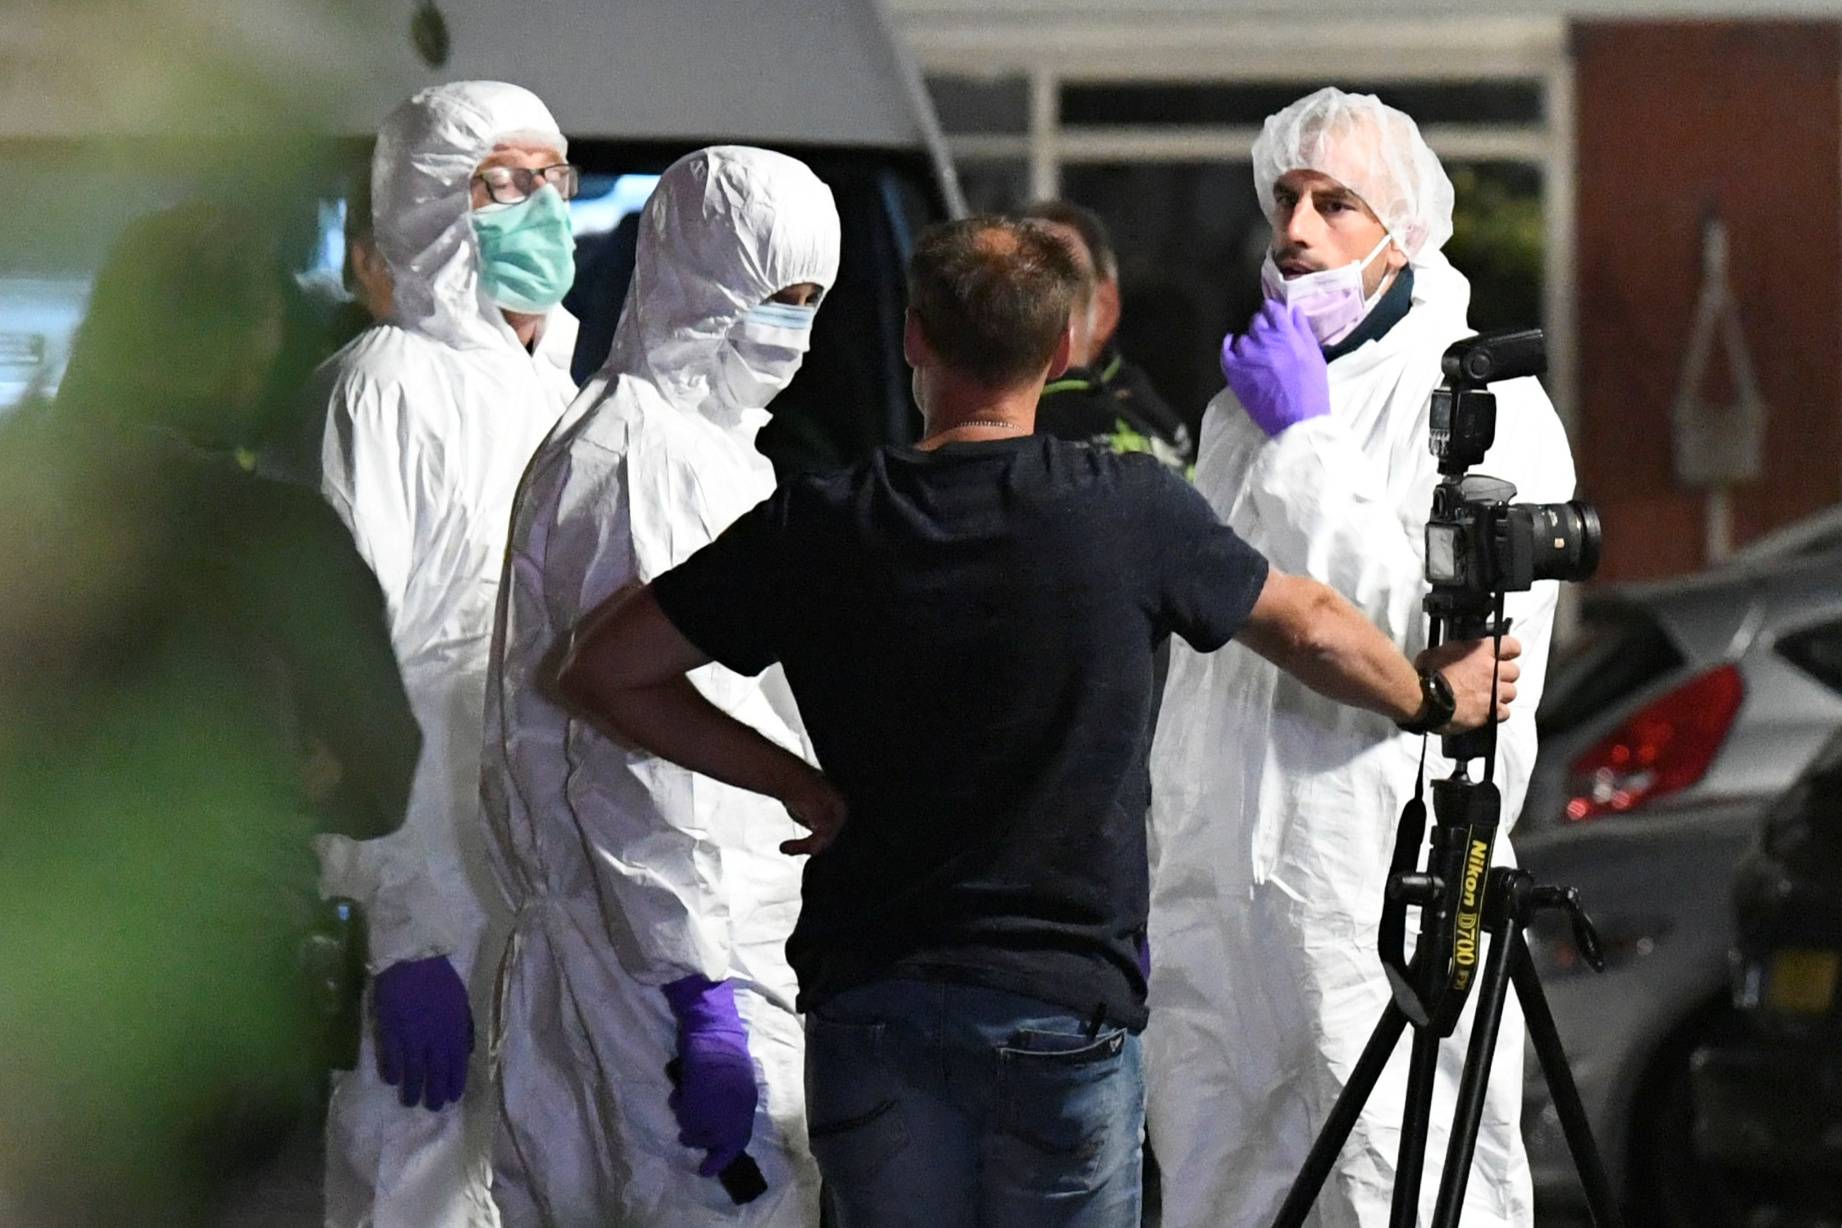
top-left (956, 160), bottom-right (1031, 214)
top-left (921, 72), bottom-right (1556, 426)
top-left (1059, 81), bottom-right (1545, 128)
top-left (925, 75), bottom-right (1030, 136)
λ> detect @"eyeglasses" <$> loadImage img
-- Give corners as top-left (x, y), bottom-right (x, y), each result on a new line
top-left (472, 163), bottom-right (581, 205)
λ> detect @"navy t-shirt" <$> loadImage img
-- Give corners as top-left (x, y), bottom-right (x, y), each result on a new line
top-left (651, 434), bottom-right (1268, 1028)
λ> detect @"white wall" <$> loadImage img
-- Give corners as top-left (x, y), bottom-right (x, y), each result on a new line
top-left (0, 0), bottom-right (938, 148)
top-left (890, 0), bottom-right (1842, 17)
top-left (887, 0), bottom-right (1840, 77)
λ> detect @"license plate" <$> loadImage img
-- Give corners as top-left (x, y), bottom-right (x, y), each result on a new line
top-left (1765, 948), bottom-right (1840, 1015)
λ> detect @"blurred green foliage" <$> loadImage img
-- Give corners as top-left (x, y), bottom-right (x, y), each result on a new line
top-left (0, 425), bottom-right (324, 1224)
top-left (1447, 163), bottom-right (1546, 333)
top-left (0, 6), bottom-right (382, 1220)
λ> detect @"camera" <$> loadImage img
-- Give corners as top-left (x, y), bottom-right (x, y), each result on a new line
top-left (1379, 325), bottom-right (1603, 1028)
top-left (1421, 328), bottom-right (1600, 772)
top-left (1425, 480), bottom-right (1600, 595)
top-left (1424, 329), bottom-right (1601, 613)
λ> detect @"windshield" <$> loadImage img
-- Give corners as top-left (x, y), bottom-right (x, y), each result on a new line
top-left (0, 149), bottom-right (339, 415)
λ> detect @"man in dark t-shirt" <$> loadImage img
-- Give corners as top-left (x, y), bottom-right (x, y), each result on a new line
top-left (557, 217), bottom-right (1518, 1228)
top-left (650, 422), bottom-right (1253, 1033)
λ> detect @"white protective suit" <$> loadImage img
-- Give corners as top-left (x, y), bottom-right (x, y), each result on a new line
top-left (1145, 89), bottom-right (1578, 1228)
top-left (481, 146), bottom-right (840, 1228)
top-left (317, 81), bottom-right (578, 1228)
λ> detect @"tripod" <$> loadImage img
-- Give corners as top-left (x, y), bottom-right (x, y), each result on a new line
top-left (1270, 610), bottom-right (1625, 1228)
top-left (1269, 865), bottom-right (1624, 1228)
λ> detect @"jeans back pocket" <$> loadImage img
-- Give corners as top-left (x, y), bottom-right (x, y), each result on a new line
top-left (992, 1025), bottom-right (1136, 1192)
top-left (805, 1015), bottom-right (908, 1179)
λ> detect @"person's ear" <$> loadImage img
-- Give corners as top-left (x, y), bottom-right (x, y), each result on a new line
top-left (902, 308), bottom-right (926, 368)
top-left (1385, 240), bottom-right (1409, 273)
top-left (360, 242), bottom-right (391, 283)
top-left (343, 237), bottom-right (364, 295)
top-left (1047, 324), bottom-right (1075, 382)
top-left (1093, 278), bottom-right (1122, 348)
top-left (349, 237), bottom-right (394, 321)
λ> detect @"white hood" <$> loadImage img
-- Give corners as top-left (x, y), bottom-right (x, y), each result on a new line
top-left (601, 145), bottom-right (841, 428)
top-left (371, 79), bottom-right (568, 353)
top-left (1401, 248), bottom-right (1471, 327)
top-left (1252, 85), bottom-right (1456, 262)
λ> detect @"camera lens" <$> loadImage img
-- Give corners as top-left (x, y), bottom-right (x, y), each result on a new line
top-left (1526, 500), bottom-right (1601, 583)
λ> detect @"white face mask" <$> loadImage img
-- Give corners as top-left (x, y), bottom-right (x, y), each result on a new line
top-left (715, 300), bottom-right (817, 408)
top-left (1260, 232), bottom-right (1394, 347)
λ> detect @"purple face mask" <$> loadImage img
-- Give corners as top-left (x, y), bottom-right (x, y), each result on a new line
top-left (1259, 232), bottom-right (1394, 347)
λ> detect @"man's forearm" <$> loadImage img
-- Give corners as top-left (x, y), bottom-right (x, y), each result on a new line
top-left (571, 673), bottom-right (819, 809)
top-left (1281, 586), bottom-right (1421, 722)
top-left (557, 584), bottom-right (849, 856)
top-left (1239, 569), bottom-right (1513, 732)
top-left (555, 584), bottom-right (810, 802)
top-left (1241, 572), bottom-right (1421, 722)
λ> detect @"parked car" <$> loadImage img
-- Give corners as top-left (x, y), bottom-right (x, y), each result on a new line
top-left (1689, 725), bottom-right (1842, 1223)
top-left (1513, 527), bottom-right (1842, 1225)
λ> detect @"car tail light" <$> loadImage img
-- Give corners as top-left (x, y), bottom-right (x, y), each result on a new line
top-left (1564, 664), bottom-right (1745, 821)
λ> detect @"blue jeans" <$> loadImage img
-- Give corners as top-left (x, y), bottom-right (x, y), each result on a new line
top-left (803, 978), bottom-right (1143, 1228)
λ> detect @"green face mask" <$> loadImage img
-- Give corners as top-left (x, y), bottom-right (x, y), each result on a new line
top-left (469, 186), bottom-right (576, 314)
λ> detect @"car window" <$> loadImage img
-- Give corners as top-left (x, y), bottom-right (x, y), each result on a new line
top-left (0, 140), bottom-right (362, 422)
top-left (1760, 621), bottom-right (1842, 855)
top-left (1778, 618), bottom-right (1842, 697)
top-left (1763, 724), bottom-right (1842, 856)
top-left (1537, 603), bottom-right (1686, 737)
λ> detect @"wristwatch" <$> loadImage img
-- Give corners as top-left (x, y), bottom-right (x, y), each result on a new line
top-left (1397, 668), bottom-right (1456, 735)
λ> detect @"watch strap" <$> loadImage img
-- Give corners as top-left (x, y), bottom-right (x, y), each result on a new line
top-left (1397, 668), bottom-right (1456, 735)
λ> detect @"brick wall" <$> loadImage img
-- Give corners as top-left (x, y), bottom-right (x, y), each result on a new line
top-left (1573, 19), bottom-right (1842, 581)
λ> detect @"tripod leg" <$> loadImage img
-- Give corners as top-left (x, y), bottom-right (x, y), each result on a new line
top-left (1388, 1024), bottom-right (1442, 1228)
top-left (1429, 922), bottom-right (1519, 1228)
top-left (1271, 1005), bottom-right (1409, 1228)
top-left (1511, 937), bottom-right (1626, 1228)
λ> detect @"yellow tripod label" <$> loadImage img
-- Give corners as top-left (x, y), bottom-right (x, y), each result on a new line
top-left (1451, 838), bottom-right (1491, 989)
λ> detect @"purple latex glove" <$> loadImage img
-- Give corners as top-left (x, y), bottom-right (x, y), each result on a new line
top-left (663, 975), bottom-right (759, 1177)
top-left (371, 955), bottom-right (473, 1111)
top-left (1136, 932), bottom-right (1151, 981)
top-left (1220, 301), bottom-right (1332, 439)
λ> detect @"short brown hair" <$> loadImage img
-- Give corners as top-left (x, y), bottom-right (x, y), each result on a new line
top-left (907, 215), bottom-right (1084, 387)
top-left (1020, 199), bottom-right (1117, 281)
